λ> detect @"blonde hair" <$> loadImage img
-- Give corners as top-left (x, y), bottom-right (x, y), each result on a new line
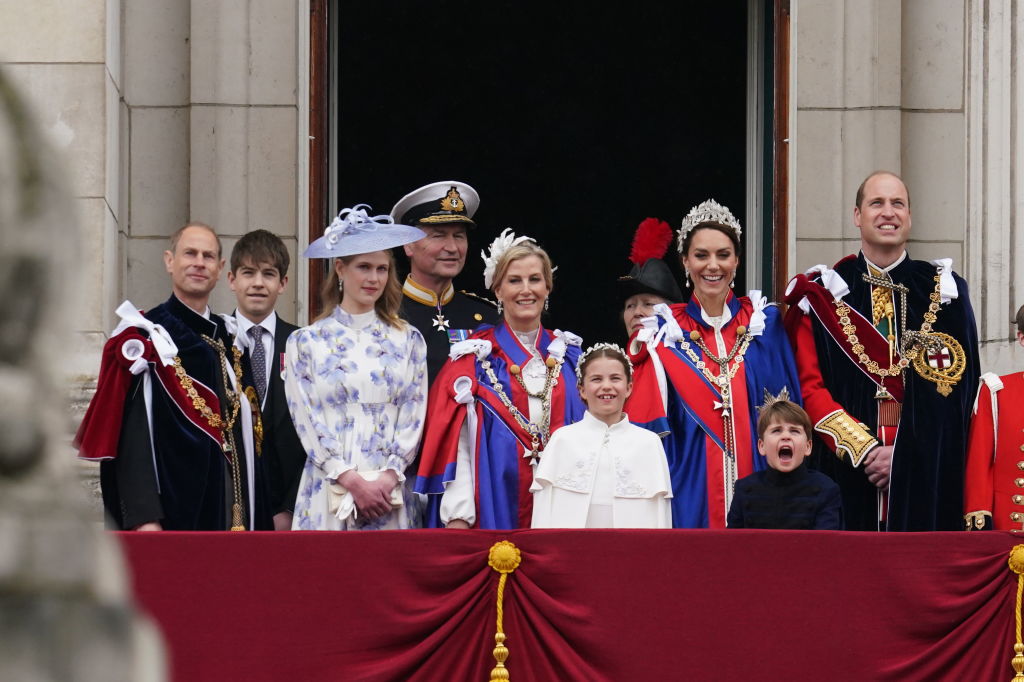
top-left (491, 241), bottom-right (555, 294)
top-left (317, 251), bottom-right (405, 328)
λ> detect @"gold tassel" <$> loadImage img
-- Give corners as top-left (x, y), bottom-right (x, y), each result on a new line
top-left (487, 541), bottom-right (521, 682)
top-left (1007, 545), bottom-right (1024, 681)
top-left (230, 503), bottom-right (245, 532)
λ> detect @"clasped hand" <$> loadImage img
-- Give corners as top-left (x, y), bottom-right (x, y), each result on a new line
top-left (338, 469), bottom-right (399, 521)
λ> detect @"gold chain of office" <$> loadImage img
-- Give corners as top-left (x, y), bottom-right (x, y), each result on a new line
top-left (833, 273), bottom-right (942, 379)
top-left (481, 355), bottom-right (563, 462)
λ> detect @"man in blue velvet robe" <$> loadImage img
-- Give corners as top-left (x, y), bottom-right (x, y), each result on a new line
top-left (76, 223), bottom-right (269, 530)
top-left (784, 172), bottom-right (980, 531)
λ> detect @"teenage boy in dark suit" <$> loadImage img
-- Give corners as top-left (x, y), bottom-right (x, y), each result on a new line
top-left (228, 230), bottom-right (304, 530)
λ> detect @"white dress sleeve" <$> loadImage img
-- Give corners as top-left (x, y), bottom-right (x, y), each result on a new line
top-left (283, 329), bottom-right (352, 481)
top-left (385, 329), bottom-right (428, 481)
top-left (439, 374), bottom-right (478, 526)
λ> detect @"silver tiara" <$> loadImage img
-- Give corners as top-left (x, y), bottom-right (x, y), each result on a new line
top-left (676, 199), bottom-right (743, 253)
top-left (575, 342), bottom-right (633, 382)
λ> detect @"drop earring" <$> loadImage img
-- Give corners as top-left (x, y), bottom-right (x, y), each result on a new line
top-left (338, 279), bottom-right (344, 293)
top-left (684, 271), bottom-right (691, 288)
top-left (496, 299), bottom-right (503, 315)
top-left (544, 297), bottom-right (550, 312)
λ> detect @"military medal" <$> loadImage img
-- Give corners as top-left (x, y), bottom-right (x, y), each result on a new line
top-left (432, 310), bottom-right (450, 331)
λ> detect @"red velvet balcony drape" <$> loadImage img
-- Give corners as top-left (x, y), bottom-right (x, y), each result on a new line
top-left (118, 529), bottom-right (1020, 681)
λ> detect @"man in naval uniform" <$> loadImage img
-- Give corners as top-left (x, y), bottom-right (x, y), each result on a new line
top-left (784, 171), bottom-right (980, 531)
top-left (75, 222), bottom-right (268, 531)
top-left (964, 305), bottom-right (1024, 530)
top-left (391, 181), bottom-right (498, 382)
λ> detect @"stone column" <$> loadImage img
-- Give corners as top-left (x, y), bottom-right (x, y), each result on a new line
top-left (965, 0), bottom-right (1024, 372)
top-left (0, 62), bottom-right (165, 682)
top-left (189, 0), bottom-right (300, 321)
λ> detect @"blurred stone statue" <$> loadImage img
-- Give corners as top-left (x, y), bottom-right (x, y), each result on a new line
top-left (0, 67), bottom-right (164, 681)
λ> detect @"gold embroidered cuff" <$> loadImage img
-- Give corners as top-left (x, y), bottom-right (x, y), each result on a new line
top-left (814, 410), bottom-right (878, 468)
top-left (963, 510), bottom-right (992, 531)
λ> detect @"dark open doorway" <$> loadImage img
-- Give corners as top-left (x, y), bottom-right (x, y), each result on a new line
top-left (315, 0), bottom-right (780, 345)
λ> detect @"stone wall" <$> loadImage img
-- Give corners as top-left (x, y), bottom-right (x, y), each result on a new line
top-left (792, 0), bottom-right (1024, 374)
top-left (0, 0), bottom-right (305, 381)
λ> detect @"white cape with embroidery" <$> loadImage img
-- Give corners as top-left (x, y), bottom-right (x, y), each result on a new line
top-left (531, 411), bottom-right (672, 528)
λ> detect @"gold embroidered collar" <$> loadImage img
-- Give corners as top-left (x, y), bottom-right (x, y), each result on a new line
top-left (402, 276), bottom-right (454, 307)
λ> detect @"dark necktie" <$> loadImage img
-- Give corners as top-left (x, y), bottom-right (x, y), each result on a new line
top-left (248, 325), bottom-right (267, 405)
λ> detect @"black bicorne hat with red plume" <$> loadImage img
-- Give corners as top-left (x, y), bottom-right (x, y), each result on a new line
top-left (617, 217), bottom-right (684, 303)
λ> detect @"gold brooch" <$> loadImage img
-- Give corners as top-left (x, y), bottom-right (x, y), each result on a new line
top-left (911, 332), bottom-right (967, 396)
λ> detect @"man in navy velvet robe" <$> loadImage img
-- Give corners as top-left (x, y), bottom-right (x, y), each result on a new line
top-left (784, 171), bottom-right (980, 531)
top-left (77, 223), bottom-right (269, 530)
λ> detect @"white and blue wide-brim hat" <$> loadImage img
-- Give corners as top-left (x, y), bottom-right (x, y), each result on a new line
top-left (303, 205), bottom-right (426, 259)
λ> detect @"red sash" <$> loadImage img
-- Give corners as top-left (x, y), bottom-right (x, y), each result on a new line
top-left (75, 328), bottom-right (224, 461)
top-left (785, 274), bottom-right (905, 403)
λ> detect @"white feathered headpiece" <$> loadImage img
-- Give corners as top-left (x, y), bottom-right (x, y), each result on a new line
top-left (481, 228), bottom-right (535, 290)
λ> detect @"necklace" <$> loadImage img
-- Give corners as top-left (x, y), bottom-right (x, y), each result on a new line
top-left (481, 354), bottom-right (562, 462)
top-left (676, 324), bottom-right (752, 462)
top-left (835, 273), bottom-right (942, 383)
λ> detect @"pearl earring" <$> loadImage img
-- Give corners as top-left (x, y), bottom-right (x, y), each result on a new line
top-left (544, 297), bottom-right (550, 312)
top-left (496, 300), bottom-right (503, 315)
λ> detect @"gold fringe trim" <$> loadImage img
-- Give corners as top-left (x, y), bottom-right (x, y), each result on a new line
top-left (1007, 545), bottom-right (1024, 681)
top-left (487, 541), bottom-right (521, 681)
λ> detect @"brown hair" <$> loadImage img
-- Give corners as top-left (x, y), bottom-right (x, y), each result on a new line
top-left (855, 170), bottom-right (911, 209)
top-left (1015, 304), bottom-right (1024, 336)
top-left (169, 221), bottom-right (221, 258)
top-left (679, 223), bottom-right (741, 259)
top-left (577, 346), bottom-right (633, 385)
top-left (317, 251), bottom-right (405, 328)
top-left (491, 240), bottom-right (555, 294)
top-left (230, 229), bottom-right (290, 276)
top-left (756, 400), bottom-right (813, 440)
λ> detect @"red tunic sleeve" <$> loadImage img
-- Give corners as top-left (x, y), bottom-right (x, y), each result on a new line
top-left (963, 378), bottom-right (996, 530)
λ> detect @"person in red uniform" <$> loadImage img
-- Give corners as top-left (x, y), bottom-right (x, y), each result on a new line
top-left (964, 305), bottom-right (1024, 530)
top-left (784, 171), bottom-right (980, 531)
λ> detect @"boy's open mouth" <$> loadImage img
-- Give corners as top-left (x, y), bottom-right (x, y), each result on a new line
top-left (778, 446), bottom-right (793, 463)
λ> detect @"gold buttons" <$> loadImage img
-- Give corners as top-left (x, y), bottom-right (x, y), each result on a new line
top-left (1014, 495), bottom-right (1024, 505)
top-left (474, 313), bottom-right (482, 321)
top-left (1018, 461), bottom-right (1024, 470)
top-left (1012, 512), bottom-right (1023, 522)
top-left (1020, 444), bottom-right (1024, 451)
top-left (1016, 478), bottom-right (1024, 488)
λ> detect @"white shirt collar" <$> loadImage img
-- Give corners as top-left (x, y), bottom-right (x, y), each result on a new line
top-left (235, 310), bottom-right (277, 336)
top-left (863, 250), bottom-right (907, 274)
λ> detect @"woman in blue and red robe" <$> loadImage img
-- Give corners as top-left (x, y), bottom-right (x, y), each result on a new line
top-left (625, 200), bottom-right (801, 528)
top-left (415, 230), bottom-right (585, 529)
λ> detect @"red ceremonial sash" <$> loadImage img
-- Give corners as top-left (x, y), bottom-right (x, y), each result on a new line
top-left (75, 328), bottom-right (224, 461)
top-left (785, 274), bottom-right (905, 403)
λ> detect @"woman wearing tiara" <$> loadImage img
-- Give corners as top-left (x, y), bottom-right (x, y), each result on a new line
top-left (285, 206), bottom-right (429, 530)
top-left (531, 343), bottom-right (672, 529)
top-left (626, 199), bottom-right (801, 529)
top-left (415, 229), bottom-right (586, 529)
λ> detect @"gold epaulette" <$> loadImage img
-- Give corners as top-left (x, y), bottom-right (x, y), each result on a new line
top-left (963, 510), bottom-right (991, 531)
top-left (814, 410), bottom-right (878, 468)
top-left (458, 290), bottom-right (498, 309)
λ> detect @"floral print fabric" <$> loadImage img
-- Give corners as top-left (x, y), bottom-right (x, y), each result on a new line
top-left (285, 306), bottom-right (427, 530)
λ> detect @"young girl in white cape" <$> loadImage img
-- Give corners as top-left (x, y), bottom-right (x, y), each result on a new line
top-left (531, 343), bottom-right (672, 528)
